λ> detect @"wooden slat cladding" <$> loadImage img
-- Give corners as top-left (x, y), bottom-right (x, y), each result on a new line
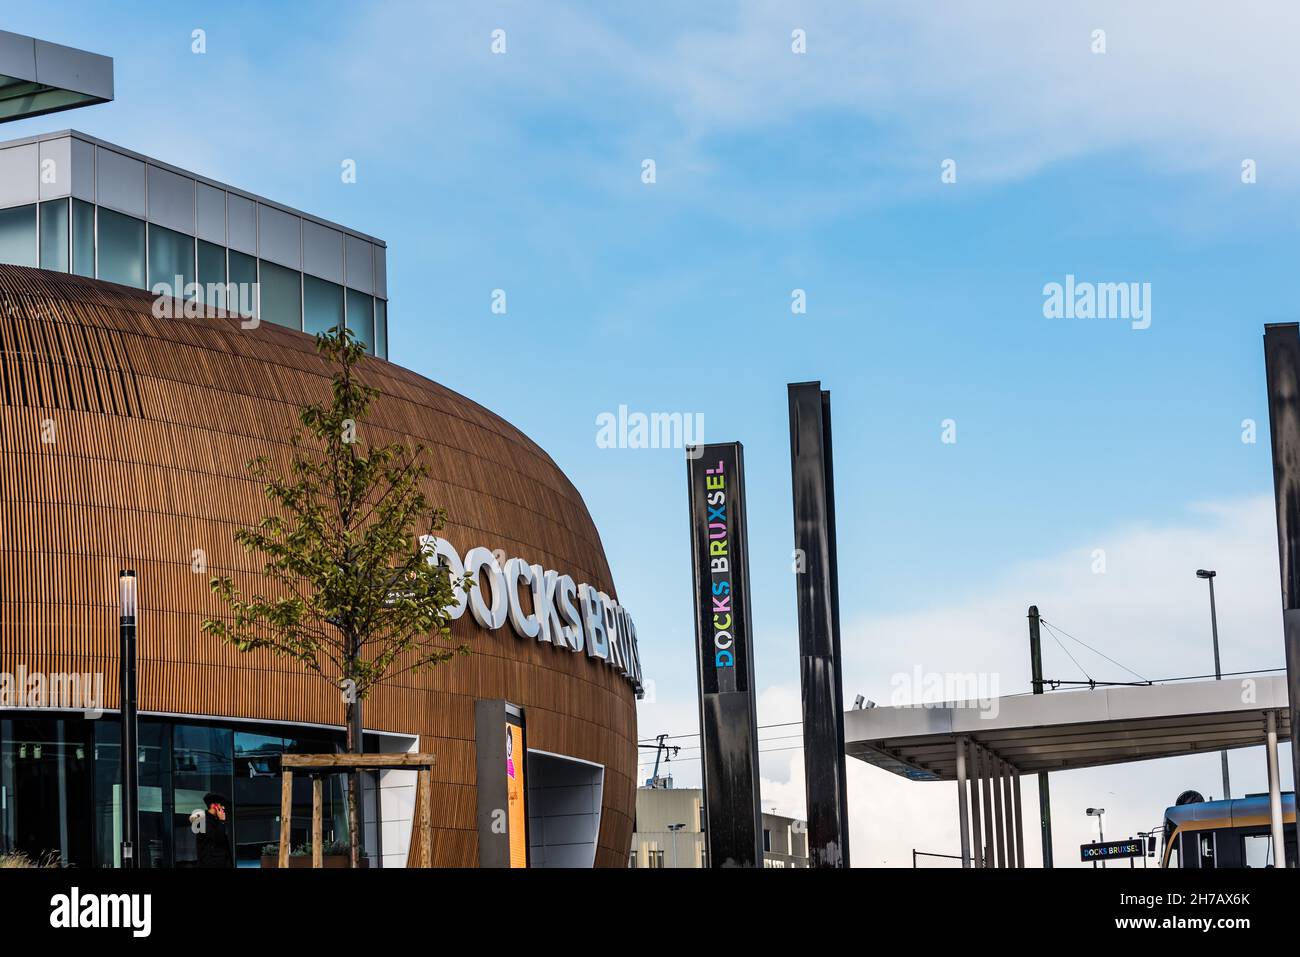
top-left (0, 266), bottom-right (636, 868)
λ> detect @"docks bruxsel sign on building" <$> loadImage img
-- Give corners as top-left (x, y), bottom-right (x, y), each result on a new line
top-left (421, 536), bottom-right (644, 695)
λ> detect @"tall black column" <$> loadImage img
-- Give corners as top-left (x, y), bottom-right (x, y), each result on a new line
top-left (787, 382), bottom-right (850, 867)
top-left (1262, 323), bottom-right (1300, 814)
top-left (1028, 605), bottom-right (1053, 869)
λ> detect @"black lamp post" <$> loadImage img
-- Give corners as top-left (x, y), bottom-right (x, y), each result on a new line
top-left (119, 570), bottom-right (139, 868)
top-left (1196, 569), bottom-right (1231, 800)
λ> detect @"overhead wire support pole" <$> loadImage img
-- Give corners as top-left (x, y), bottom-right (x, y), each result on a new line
top-left (1028, 605), bottom-right (1053, 869)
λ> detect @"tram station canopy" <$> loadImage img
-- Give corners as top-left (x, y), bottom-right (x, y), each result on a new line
top-left (845, 675), bottom-right (1292, 781)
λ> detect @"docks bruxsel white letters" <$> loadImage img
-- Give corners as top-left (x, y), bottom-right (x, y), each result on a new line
top-left (421, 536), bottom-right (643, 695)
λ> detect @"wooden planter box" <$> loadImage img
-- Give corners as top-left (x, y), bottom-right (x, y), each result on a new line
top-left (260, 854), bottom-right (369, 869)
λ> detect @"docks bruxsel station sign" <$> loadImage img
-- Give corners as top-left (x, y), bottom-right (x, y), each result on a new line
top-left (420, 536), bottom-right (644, 695)
top-left (1080, 840), bottom-right (1145, 862)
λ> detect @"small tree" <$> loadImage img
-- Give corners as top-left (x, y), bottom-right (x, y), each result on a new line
top-left (203, 326), bottom-right (466, 868)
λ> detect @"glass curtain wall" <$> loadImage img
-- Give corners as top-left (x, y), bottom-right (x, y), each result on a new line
top-left (0, 196), bottom-right (389, 359)
top-left (97, 207), bottom-right (145, 288)
top-left (0, 204), bottom-right (36, 267)
top-left (147, 224), bottom-right (195, 297)
top-left (38, 200), bottom-right (69, 272)
top-left (2, 715), bottom-right (349, 868)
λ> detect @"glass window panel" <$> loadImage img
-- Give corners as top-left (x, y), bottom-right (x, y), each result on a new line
top-left (233, 732), bottom-right (285, 867)
top-left (97, 208), bottom-right (146, 289)
top-left (375, 299), bottom-right (388, 359)
top-left (345, 288), bottom-right (373, 353)
top-left (197, 240), bottom-right (226, 311)
top-left (303, 275), bottom-right (343, 337)
top-left (258, 260), bottom-right (301, 330)
top-left (92, 720), bottom-right (171, 868)
top-left (0, 204), bottom-right (36, 268)
top-left (1, 716), bottom-right (94, 867)
top-left (172, 724), bottom-right (233, 868)
top-left (72, 199), bottom-right (95, 277)
top-left (147, 223), bottom-right (195, 298)
top-left (228, 249), bottom-right (257, 319)
top-left (39, 200), bottom-right (69, 272)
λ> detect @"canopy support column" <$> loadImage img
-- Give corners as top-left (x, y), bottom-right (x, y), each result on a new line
top-left (956, 737), bottom-right (972, 868)
top-left (1267, 709), bottom-right (1287, 867)
top-left (1012, 769), bottom-right (1025, 868)
top-left (992, 754), bottom-right (1006, 867)
top-left (969, 739), bottom-right (984, 868)
top-left (980, 746), bottom-right (995, 868)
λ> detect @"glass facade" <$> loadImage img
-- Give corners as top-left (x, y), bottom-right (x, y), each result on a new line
top-left (147, 223), bottom-right (195, 296)
top-left (97, 207), bottom-right (146, 289)
top-left (0, 204), bottom-right (36, 268)
top-left (259, 260), bottom-right (302, 330)
top-left (1, 713), bottom-right (350, 868)
top-left (197, 240), bottom-right (226, 310)
top-left (0, 190), bottom-right (388, 358)
top-left (228, 249), bottom-right (258, 319)
top-left (375, 299), bottom-right (388, 359)
top-left (38, 200), bottom-right (69, 272)
top-left (304, 274), bottom-right (344, 337)
top-left (72, 199), bottom-right (95, 277)
top-left (346, 287), bottom-right (374, 354)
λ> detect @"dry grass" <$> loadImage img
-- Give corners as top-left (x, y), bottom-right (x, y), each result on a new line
top-left (0, 850), bottom-right (61, 868)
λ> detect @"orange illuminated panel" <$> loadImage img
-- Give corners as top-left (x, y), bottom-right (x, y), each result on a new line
top-left (507, 722), bottom-right (527, 867)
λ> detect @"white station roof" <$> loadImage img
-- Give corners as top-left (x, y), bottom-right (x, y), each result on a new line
top-left (845, 676), bottom-right (1292, 781)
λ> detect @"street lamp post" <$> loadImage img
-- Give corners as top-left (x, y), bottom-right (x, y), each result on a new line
top-left (1087, 807), bottom-right (1105, 869)
top-left (118, 570), bottom-right (139, 869)
top-left (667, 823), bottom-right (686, 869)
top-left (1197, 569), bottom-right (1232, 800)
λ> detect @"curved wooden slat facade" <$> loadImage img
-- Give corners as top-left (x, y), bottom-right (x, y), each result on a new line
top-left (0, 265), bottom-right (636, 867)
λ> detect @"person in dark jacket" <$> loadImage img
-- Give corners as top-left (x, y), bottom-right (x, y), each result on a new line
top-left (193, 792), bottom-right (233, 868)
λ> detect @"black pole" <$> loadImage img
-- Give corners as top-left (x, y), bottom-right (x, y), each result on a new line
top-left (1262, 324), bottom-right (1300, 829)
top-left (1028, 605), bottom-right (1053, 869)
top-left (788, 382), bottom-right (850, 868)
top-left (118, 570), bottom-right (139, 868)
top-left (1205, 575), bottom-right (1232, 800)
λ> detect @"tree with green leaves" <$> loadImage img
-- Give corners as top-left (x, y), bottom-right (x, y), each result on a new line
top-left (202, 326), bottom-right (466, 869)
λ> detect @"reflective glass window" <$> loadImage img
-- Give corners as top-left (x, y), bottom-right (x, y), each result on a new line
top-left (375, 299), bottom-right (388, 359)
top-left (0, 204), bottom-right (36, 267)
top-left (258, 260), bottom-right (301, 330)
top-left (39, 200), bottom-right (69, 272)
top-left (172, 724), bottom-right (233, 868)
top-left (345, 288), bottom-right (374, 354)
top-left (0, 716), bottom-right (92, 867)
top-left (97, 208), bottom-right (146, 288)
top-left (304, 274), bottom-right (343, 337)
top-left (197, 240), bottom-right (226, 311)
top-left (147, 223), bottom-right (195, 297)
top-left (229, 249), bottom-right (257, 319)
top-left (72, 199), bottom-right (95, 277)
top-left (92, 720), bottom-right (171, 868)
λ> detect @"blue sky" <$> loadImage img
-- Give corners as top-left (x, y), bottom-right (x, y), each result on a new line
top-left (11, 1), bottom-right (1300, 863)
